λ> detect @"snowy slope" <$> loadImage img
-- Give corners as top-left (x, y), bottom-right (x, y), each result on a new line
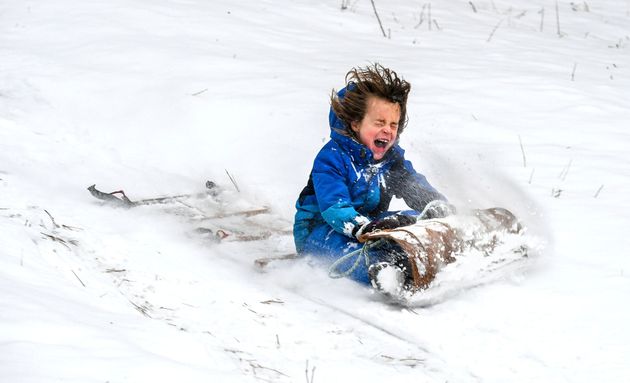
top-left (2, 0), bottom-right (629, 381)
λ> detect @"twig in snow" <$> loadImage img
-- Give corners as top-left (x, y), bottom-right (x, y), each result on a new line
top-left (255, 253), bottom-right (298, 269)
top-left (487, 18), bottom-right (504, 42)
top-left (105, 268), bottom-right (127, 273)
top-left (415, 4), bottom-right (427, 28)
top-left (571, 63), bottom-right (577, 81)
top-left (225, 169), bottom-right (240, 193)
top-left (191, 88), bottom-right (208, 96)
top-left (506, 7), bottom-right (513, 28)
top-left (555, 0), bottom-right (563, 37)
top-left (571, 1), bottom-right (590, 12)
top-left (369, 0), bottom-right (387, 38)
top-left (129, 299), bottom-right (152, 318)
top-left (433, 19), bottom-right (441, 31)
top-left (40, 232), bottom-right (74, 249)
top-left (528, 168), bottom-right (535, 184)
top-left (193, 207), bottom-right (270, 221)
top-left (539, 7), bottom-right (545, 32)
top-left (594, 184), bottom-right (604, 198)
top-left (276, 334), bottom-right (280, 348)
top-left (340, 0), bottom-right (359, 11)
top-left (428, 3), bottom-right (432, 31)
top-left (72, 270), bottom-right (86, 287)
top-left (249, 361), bottom-right (288, 379)
top-left (469, 1), bottom-right (477, 13)
top-left (44, 209), bottom-right (60, 229)
top-left (242, 302), bottom-right (259, 315)
top-left (261, 299), bottom-right (284, 305)
top-left (226, 348), bottom-right (288, 379)
top-left (380, 354), bottom-right (425, 367)
top-left (305, 360), bottom-right (316, 383)
top-left (42, 210), bottom-right (81, 231)
top-left (518, 135), bottom-right (527, 168)
top-left (558, 159), bottom-right (572, 180)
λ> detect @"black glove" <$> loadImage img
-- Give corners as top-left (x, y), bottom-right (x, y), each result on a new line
top-left (421, 200), bottom-right (456, 219)
top-left (354, 214), bottom-right (417, 240)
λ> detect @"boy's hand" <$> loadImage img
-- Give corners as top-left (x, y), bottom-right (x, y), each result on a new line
top-left (421, 200), bottom-right (456, 219)
top-left (354, 214), bottom-right (417, 241)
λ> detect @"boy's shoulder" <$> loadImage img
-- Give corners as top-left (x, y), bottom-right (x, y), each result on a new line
top-left (313, 137), bottom-right (348, 167)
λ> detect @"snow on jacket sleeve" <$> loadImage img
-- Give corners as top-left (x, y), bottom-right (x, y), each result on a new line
top-left (311, 145), bottom-right (370, 237)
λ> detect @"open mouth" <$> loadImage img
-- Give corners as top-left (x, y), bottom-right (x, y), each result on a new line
top-left (374, 139), bottom-right (389, 148)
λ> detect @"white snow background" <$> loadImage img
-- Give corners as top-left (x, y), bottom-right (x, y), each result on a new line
top-left (1, 0), bottom-right (629, 382)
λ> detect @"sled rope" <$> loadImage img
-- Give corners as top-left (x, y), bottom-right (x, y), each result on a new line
top-left (328, 239), bottom-right (386, 279)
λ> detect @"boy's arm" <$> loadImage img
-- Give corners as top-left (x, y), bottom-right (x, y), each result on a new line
top-left (311, 149), bottom-right (370, 238)
top-left (391, 158), bottom-right (448, 213)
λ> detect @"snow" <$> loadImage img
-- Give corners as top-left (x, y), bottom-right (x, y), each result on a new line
top-left (1, 0), bottom-right (629, 381)
top-left (370, 263), bottom-right (405, 297)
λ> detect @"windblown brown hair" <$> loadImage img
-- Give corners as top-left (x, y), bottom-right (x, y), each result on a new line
top-left (331, 63), bottom-right (411, 137)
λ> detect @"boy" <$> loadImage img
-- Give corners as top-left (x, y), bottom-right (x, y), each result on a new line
top-left (293, 64), bottom-right (452, 290)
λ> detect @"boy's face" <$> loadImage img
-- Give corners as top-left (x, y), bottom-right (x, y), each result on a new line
top-left (351, 96), bottom-right (400, 161)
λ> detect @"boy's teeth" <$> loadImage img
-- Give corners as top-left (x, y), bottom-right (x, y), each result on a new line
top-left (374, 139), bottom-right (388, 148)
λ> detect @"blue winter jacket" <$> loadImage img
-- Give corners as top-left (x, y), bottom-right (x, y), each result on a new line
top-left (293, 87), bottom-right (446, 254)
